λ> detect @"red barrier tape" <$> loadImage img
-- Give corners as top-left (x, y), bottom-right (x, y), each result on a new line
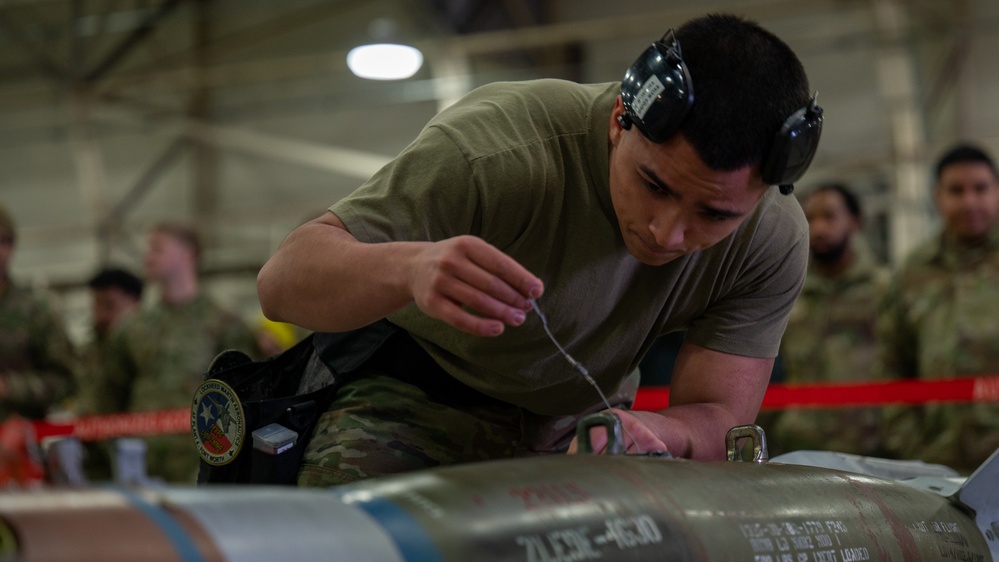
top-left (32, 408), bottom-right (191, 442)
top-left (9, 376), bottom-right (999, 443)
top-left (632, 376), bottom-right (999, 411)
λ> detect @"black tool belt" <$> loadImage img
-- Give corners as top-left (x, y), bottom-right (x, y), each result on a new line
top-left (194, 319), bottom-right (503, 485)
top-left (194, 319), bottom-right (396, 485)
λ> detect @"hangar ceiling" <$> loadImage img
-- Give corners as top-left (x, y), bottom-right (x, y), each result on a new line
top-left (1, 0), bottom-right (998, 326)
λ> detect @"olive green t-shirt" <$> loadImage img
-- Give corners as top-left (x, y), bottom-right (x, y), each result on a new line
top-left (331, 79), bottom-right (807, 416)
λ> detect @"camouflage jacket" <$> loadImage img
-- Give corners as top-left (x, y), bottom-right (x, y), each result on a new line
top-left (770, 242), bottom-right (890, 456)
top-left (879, 225), bottom-right (999, 378)
top-left (73, 335), bottom-right (113, 415)
top-left (94, 293), bottom-right (258, 414)
top-left (781, 241), bottom-right (890, 383)
top-left (878, 225), bottom-right (999, 472)
top-left (92, 293), bottom-right (258, 482)
top-left (0, 279), bottom-right (78, 420)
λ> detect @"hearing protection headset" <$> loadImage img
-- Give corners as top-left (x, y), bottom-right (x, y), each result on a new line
top-left (618, 30), bottom-right (823, 195)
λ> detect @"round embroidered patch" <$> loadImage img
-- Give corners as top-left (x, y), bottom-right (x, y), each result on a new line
top-left (191, 379), bottom-right (245, 466)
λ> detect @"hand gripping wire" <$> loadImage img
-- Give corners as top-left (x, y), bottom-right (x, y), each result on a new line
top-left (529, 298), bottom-right (642, 453)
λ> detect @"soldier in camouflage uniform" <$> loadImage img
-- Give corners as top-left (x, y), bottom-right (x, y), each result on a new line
top-left (879, 143), bottom-right (999, 474)
top-left (77, 268), bottom-right (144, 408)
top-left (76, 267), bottom-right (143, 481)
top-left (770, 184), bottom-right (891, 456)
top-left (94, 222), bottom-right (258, 483)
top-left (0, 203), bottom-right (77, 422)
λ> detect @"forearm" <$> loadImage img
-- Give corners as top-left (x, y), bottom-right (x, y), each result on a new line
top-left (259, 211), bottom-right (543, 337)
top-left (574, 346), bottom-right (771, 460)
top-left (655, 343), bottom-right (771, 460)
top-left (257, 215), bottom-right (424, 333)
top-left (644, 402), bottom-right (748, 460)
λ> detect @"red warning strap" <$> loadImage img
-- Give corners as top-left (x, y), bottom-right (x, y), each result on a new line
top-left (14, 376), bottom-right (999, 442)
top-left (633, 375), bottom-right (999, 411)
top-left (32, 409), bottom-right (191, 442)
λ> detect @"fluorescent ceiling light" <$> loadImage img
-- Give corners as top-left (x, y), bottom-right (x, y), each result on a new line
top-left (347, 43), bottom-right (424, 80)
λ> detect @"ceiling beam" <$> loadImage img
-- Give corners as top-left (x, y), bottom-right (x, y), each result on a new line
top-left (0, 5), bottom-right (68, 82)
top-left (83, 0), bottom-right (181, 83)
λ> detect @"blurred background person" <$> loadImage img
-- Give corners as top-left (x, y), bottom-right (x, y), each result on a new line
top-left (879, 143), bottom-right (999, 474)
top-left (0, 203), bottom-right (78, 485)
top-left (768, 184), bottom-right (890, 456)
top-left (77, 267), bottom-right (144, 393)
top-left (73, 267), bottom-right (143, 482)
top-left (93, 221), bottom-right (259, 483)
top-left (87, 268), bottom-right (144, 344)
top-left (0, 202), bottom-right (77, 422)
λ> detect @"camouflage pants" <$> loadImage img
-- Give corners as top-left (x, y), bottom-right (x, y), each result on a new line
top-left (297, 373), bottom-right (530, 487)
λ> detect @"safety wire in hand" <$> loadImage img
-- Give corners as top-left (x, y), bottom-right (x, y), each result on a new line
top-left (529, 298), bottom-right (643, 454)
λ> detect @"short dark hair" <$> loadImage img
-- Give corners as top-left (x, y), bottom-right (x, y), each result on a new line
top-left (88, 267), bottom-right (144, 299)
top-left (676, 14), bottom-right (810, 172)
top-left (934, 143), bottom-right (999, 182)
top-left (806, 183), bottom-right (862, 220)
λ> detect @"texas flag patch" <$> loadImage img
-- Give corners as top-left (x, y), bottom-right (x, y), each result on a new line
top-left (191, 379), bottom-right (245, 466)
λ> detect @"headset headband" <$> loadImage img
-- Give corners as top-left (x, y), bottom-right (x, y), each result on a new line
top-left (619, 29), bottom-right (823, 195)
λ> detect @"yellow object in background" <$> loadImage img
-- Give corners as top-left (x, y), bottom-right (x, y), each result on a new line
top-left (255, 315), bottom-right (299, 357)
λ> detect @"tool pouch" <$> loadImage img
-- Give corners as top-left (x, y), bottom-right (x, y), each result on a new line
top-left (193, 319), bottom-right (400, 485)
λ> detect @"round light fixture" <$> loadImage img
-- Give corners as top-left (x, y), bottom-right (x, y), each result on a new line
top-left (347, 43), bottom-right (424, 80)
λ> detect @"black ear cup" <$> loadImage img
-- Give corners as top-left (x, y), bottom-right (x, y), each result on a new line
top-left (620, 31), bottom-right (824, 195)
top-left (619, 30), bottom-right (694, 144)
top-left (763, 94), bottom-right (824, 194)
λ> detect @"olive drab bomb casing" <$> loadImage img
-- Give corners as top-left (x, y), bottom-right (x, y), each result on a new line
top-left (0, 422), bottom-right (996, 561)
